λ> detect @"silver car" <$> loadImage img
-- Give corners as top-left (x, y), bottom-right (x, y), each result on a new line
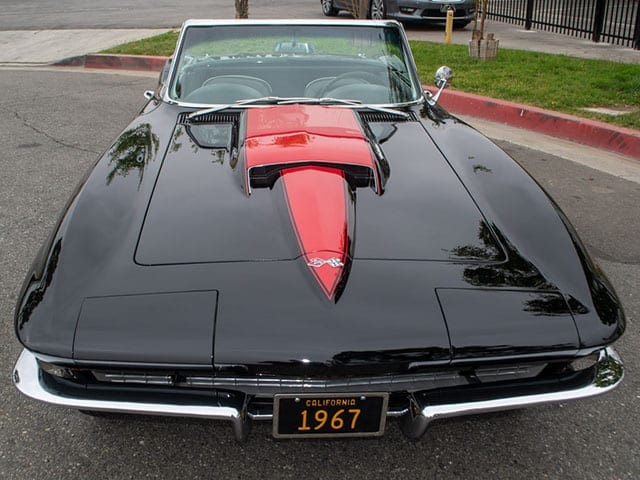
top-left (321, 0), bottom-right (476, 27)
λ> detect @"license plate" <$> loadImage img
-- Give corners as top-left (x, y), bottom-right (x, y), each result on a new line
top-left (273, 393), bottom-right (388, 439)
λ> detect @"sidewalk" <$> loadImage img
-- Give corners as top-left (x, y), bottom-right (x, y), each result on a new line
top-left (0, 29), bottom-right (169, 65)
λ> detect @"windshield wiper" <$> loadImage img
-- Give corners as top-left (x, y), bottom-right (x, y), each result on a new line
top-left (188, 96), bottom-right (409, 120)
top-left (188, 97), bottom-right (285, 119)
top-left (277, 97), bottom-right (361, 106)
top-left (297, 98), bottom-right (410, 118)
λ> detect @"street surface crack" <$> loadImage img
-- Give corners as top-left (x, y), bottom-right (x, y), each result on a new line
top-left (13, 110), bottom-right (100, 155)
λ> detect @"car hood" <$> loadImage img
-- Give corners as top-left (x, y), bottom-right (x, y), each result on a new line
top-left (136, 105), bottom-right (504, 269)
top-left (19, 103), bottom-right (618, 370)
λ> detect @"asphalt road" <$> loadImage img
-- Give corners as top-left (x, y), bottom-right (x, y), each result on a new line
top-left (0, 69), bottom-right (638, 480)
top-left (2, 0), bottom-right (628, 30)
top-left (0, 0), bottom-right (325, 30)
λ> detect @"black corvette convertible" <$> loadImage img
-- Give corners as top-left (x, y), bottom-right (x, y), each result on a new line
top-left (13, 19), bottom-right (624, 441)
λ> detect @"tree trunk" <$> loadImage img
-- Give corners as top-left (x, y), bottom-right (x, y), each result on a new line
top-left (351, 0), bottom-right (369, 18)
top-left (480, 0), bottom-right (488, 39)
top-left (472, 0), bottom-right (480, 38)
top-left (235, 0), bottom-right (249, 19)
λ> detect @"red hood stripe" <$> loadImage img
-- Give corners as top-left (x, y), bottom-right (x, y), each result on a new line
top-left (282, 167), bottom-right (348, 299)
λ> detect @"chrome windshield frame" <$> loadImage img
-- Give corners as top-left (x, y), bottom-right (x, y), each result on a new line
top-left (161, 19), bottom-right (425, 110)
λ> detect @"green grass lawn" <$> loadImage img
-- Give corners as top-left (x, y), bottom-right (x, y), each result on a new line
top-left (103, 31), bottom-right (640, 130)
top-left (102, 31), bottom-right (180, 57)
top-left (410, 41), bottom-right (640, 130)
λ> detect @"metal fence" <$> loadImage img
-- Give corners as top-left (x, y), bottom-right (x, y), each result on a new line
top-left (486, 0), bottom-right (640, 50)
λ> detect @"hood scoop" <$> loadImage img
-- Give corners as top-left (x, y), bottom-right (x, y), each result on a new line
top-left (243, 105), bottom-right (386, 195)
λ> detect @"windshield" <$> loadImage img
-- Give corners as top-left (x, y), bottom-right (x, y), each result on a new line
top-left (169, 24), bottom-right (421, 106)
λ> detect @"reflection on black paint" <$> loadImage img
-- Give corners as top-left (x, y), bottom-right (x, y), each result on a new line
top-left (106, 123), bottom-right (159, 186)
top-left (567, 296), bottom-right (590, 315)
top-left (332, 347), bottom-right (449, 366)
top-left (590, 277), bottom-right (622, 326)
top-left (332, 187), bottom-right (356, 303)
top-left (170, 126), bottom-right (184, 153)
top-left (472, 164), bottom-right (492, 174)
top-left (596, 354), bottom-right (623, 387)
top-left (523, 293), bottom-right (571, 316)
top-left (171, 125), bottom-right (229, 165)
top-left (452, 344), bottom-right (567, 357)
top-left (452, 222), bottom-right (554, 289)
top-left (448, 221), bottom-right (503, 262)
top-left (241, 347), bottom-right (450, 376)
top-left (212, 149), bottom-right (225, 165)
top-left (17, 239), bottom-right (62, 329)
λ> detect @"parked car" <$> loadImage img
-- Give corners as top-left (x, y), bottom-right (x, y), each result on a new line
top-left (13, 19), bottom-right (624, 441)
top-left (321, 0), bottom-right (476, 27)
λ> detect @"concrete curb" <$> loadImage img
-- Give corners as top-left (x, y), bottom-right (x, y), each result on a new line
top-left (55, 53), bottom-right (639, 160)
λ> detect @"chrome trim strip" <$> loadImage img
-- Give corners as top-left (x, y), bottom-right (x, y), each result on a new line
top-left (182, 370), bottom-right (488, 393)
top-left (400, 347), bottom-right (624, 439)
top-left (89, 364), bottom-right (544, 394)
top-left (181, 19), bottom-right (399, 27)
top-left (248, 407), bottom-right (408, 421)
top-left (12, 350), bottom-right (246, 440)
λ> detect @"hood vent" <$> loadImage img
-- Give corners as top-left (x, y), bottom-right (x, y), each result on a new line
top-left (178, 110), bottom-right (414, 125)
top-left (358, 110), bottom-right (418, 123)
top-left (178, 111), bottom-right (241, 125)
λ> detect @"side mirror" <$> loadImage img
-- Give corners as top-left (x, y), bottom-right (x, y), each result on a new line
top-left (434, 66), bottom-right (453, 89)
top-left (431, 65), bottom-right (453, 104)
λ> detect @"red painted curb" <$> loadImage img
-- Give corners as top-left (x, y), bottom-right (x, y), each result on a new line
top-left (426, 87), bottom-right (640, 160)
top-left (83, 54), bottom-right (167, 72)
top-left (55, 54), bottom-right (639, 160)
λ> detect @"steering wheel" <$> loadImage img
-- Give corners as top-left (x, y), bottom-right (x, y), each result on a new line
top-left (320, 71), bottom-right (384, 97)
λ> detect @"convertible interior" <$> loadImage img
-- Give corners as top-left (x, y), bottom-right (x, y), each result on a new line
top-left (175, 57), bottom-right (412, 104)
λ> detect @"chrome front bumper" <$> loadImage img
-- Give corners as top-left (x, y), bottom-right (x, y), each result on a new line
top-left (399, 347), bottom-right (624, 439)
top-left (13, 347), bottom-right (623, 441)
